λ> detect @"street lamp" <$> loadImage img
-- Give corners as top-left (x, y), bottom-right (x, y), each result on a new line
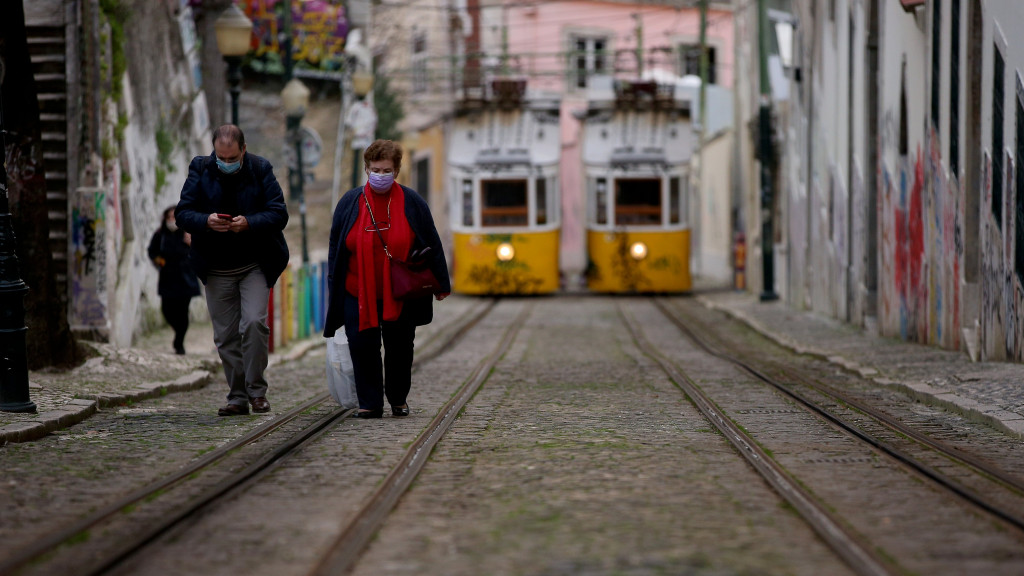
top-left (349, 69), bottom-right (375, 190)
top-left (282, 78), bottom-right (311, 263)
top-left (214, 4), bottom-right (253, 126)
top-left (0, 87), bottom-right (36, 413)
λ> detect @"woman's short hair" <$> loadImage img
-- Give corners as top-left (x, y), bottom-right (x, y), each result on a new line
top-left (363, 139), bottom-right (403, 169)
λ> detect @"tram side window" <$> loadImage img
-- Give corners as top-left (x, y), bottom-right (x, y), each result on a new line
top-left (669, 177), bottom-right (680, 224)
top-left (536, 178), bottom-right (547, 225)
top-left (462, 180), bottom-right (473, 227)
top-left (615, 179), bottom-right (661, 225)
top-left (482, 180), bottom-right (528, 226)
top-left (596, 178), bottom-right (608, 224)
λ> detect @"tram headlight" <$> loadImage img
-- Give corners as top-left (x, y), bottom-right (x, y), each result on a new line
top-left (496, 242), bottom-right (515, 262)
top-left (629, 241), bottom-right (648, 261)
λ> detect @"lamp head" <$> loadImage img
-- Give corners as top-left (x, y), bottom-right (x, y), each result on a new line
top-left (352, 71), bottom-right (375, 98)
top-left (281, 78), bottom-right (311, 117)
top-left (214, 4), bottom-right (253, 58)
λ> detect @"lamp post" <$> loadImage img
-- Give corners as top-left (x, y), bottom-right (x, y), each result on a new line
top-left (282, 78), bottom-right (311, 263)
top-left (0, 87), bottom-right (36, 413)
top-left (349, 69), bottom-right (375, 190)
top-left (214, 4), bottom-right (253, 126)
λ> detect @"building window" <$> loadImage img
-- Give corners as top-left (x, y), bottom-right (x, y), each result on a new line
top-left (415, 157), bottom-right (430, 198)
top-left (1016, 77), bottom-right (1024, 285)
top-left (615, 179), bottom-right (662, 226)
top-left (950, 0), bottom-right (960, 176)
top-left (412, 34), bottom-right (427, 93)
top-left (571, 35), bottom-right (607, 89)
top-left (481, 180), bottom-right (528, 227)
top-left (994, 45), bottom-right (1005, 228)
top-left (595, 178), bottom-right (608, 224)
top-left (678, 45), bottom-right (716, 84)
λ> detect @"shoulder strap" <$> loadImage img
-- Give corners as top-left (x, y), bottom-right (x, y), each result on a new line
top-left (362, 192), bottom-right (393, 259)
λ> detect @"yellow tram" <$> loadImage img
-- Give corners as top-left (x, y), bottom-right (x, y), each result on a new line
top-left (582, 79), bottom-right (693, 293)
top-left (449, 82), bottom-right (561, 295)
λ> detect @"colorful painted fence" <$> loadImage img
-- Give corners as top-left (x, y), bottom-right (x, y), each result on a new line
top-left (268, 260), bottom-right (330, 352)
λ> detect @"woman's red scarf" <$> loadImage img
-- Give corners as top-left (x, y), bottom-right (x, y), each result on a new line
top-left (355, 181), bottom-right (414, 331)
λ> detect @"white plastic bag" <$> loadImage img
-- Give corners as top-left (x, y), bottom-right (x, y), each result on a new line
top-left (326, 332), bottom-right (357, 408)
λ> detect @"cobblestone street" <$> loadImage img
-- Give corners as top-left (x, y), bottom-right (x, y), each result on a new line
top-left (6, 294), bottom-right (1024, 575)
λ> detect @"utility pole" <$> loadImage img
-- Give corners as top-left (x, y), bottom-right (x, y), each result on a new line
top-left (696, 0), bottom-right (708, 277)
top-left (633, 13), bottom-right (643, 78)
top-left (757, 0), bottom-right (778, 301)
top-left (501, 3), bottom-right (509, 75)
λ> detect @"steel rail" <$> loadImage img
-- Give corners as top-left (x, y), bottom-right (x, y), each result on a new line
top-left (620, 302), bottom-right (894, 576)
top-left (80, 407), bottom-right (352, 576)
top-left (0, 298), bottom-right (498, 576)
top-left (655, 298), bottom-right (1024, 534)
top-left (309, 303), bottom-right (532, 576)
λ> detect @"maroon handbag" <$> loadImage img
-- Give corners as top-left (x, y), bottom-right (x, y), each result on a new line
top-left (364, 193), bottom-right (440, 300)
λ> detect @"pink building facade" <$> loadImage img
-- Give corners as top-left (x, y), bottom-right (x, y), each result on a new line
top-left (496, 1), bottom-right (735, 286)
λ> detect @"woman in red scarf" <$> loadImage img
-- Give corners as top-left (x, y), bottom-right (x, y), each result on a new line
top-left (323, 140), bottom-right (451, 418)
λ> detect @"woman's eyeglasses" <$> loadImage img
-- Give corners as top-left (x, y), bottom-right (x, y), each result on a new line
top-left (365, 220), bottom-right (391, 232)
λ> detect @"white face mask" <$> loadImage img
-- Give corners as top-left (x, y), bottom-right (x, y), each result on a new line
top-left (166, 219), bottom-right (178, 232)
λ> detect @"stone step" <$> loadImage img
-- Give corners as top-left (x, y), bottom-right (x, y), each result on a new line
top-left (35, 73), bottom-right (66, 94)
top-left (29, 53), bottom-right (65, 75)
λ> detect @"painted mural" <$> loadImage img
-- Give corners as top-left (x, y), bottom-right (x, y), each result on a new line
top-left (240, 0), bottom-right (349, 76)
top-left (71, 188), bottom-right (110, 331)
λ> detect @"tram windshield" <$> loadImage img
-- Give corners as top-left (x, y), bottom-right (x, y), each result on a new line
top-left (482, 180), bottom-right (529, 227)
top-left (615, 179), bottom-right (661, 225)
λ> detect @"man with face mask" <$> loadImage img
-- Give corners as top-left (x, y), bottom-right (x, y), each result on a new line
top-left (175, 125), bottom-right (290, 416)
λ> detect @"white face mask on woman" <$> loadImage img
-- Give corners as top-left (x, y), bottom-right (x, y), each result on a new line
top-left (166, 218), bottom-right (178, 232)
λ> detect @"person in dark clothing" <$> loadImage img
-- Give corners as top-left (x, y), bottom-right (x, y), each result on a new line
top-left (148, 205), bottom-right (201, 354)
top-left (175, 125), bottom-right (290, 417)
top-left (323, 139), bottom-right (451, 418)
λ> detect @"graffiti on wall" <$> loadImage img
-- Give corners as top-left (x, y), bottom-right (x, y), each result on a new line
top-left (70, 189), bottom-right (109, 330)
top-left (241, 0), bottom-right (349, 76)
top-left (980, 150), bottom-right (1003, 359)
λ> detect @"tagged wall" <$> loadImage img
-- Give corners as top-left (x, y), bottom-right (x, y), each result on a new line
top-left (67, 0), bottom-right (210, 346)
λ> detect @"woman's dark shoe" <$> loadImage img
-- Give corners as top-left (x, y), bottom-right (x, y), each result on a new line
top-left (391, 404), bottom-right (410, 417)
top-left (356, 408), bottom-right (384, 418)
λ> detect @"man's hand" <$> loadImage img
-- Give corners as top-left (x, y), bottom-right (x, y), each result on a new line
top-left (435, 292), bottom-right (450, 301)
top-left (207, 214), bottom-right (250, 233)
top-left (208, 213), bottom-right (231, 232)
top-left (227, 216), bottom-right (250, 233)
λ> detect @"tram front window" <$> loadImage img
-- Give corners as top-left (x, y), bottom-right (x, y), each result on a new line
top-left (482, 180), bottom-right (528, 227)
top-left (615, 179), bottom-right (661, 225)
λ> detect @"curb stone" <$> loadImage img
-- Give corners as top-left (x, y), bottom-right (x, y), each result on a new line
top-left (697, 295), bottom-right (1024, 439)
top-left (0, 339), bottom-right (326, 445)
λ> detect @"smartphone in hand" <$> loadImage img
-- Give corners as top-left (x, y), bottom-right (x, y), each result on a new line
top-left (217, 213), bottom-right (233, 220)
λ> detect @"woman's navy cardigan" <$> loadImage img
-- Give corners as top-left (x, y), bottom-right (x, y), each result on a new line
top-left (323, 185), bottom-right (451, 338)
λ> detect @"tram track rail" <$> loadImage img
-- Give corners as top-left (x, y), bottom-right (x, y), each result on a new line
top-left (309, 303), bottom-right (531, 575)
top-left (0, 298), bottom-right (499, 576)
top-left (618, 301), bottom-right (893, 576)
top-left (628, 296), bottom-right (1024, 575)
top-left (653, 298), bottom-right (1024, 535)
